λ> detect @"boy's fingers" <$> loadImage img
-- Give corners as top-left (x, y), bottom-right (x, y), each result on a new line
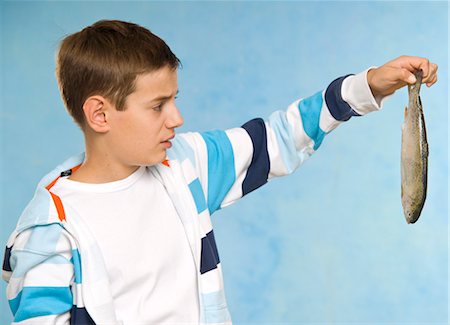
top-left (391, 56), bottom-right (436, 79)
top-left (391, 57), bottom-right (438, 85)
top-left (405, 57), bottom-right (439, 85)
top-left (418, 58), bottom-right (431, 79)
top-left (422, 63), bottom-right (438, 83)
top-left (426, 74), bottom-right (437, 87)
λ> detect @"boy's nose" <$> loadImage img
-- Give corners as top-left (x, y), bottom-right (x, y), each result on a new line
top-left (165, 105), bottom-right (184, 129)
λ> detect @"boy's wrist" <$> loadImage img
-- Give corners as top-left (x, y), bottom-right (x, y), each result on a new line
top-left (341, 67), bottom-right (392, 115)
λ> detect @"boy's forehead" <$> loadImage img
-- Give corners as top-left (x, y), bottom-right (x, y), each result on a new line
top-left (134, 66), bottom-right (178, 100)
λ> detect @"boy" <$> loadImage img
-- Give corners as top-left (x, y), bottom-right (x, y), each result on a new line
top-left (2, 19), bottom-right (437, 325)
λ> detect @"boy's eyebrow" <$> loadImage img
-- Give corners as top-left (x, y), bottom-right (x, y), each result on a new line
top-left (149, 90), bottom-right (179, 103)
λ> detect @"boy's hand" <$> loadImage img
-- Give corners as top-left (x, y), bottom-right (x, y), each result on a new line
top-left (367, 55), bottom-right (438, 98)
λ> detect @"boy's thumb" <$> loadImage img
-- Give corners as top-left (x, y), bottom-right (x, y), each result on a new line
top-left (403, 68), bottom-right (417, 84)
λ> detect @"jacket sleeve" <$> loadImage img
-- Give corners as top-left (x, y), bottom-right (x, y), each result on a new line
top-left (2, 224), bottom-right (74, 324)
top-left (169, 69), bottom-right (384, 215)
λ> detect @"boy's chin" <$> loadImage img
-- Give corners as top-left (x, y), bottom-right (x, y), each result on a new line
top-left (142, 154), bottom-right (168, 167)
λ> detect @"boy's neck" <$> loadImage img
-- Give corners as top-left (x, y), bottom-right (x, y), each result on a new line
top-left (69, 146), bottom-right (140, 184)
top-left (67, 131), bottom-right (144, 183)
top-left (68, 162), bottom-right (140, 184)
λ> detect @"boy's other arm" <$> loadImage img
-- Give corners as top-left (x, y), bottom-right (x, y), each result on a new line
top-left (3, 224), bottom-right (74, 324)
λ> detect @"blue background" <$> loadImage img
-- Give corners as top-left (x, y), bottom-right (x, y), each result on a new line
top-left (1, 1), bottom-right (448, 324)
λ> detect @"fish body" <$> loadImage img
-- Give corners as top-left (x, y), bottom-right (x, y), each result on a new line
top-left (401, 70), bottom-right (428, 224)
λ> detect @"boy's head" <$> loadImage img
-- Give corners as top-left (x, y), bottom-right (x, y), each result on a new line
top-left (56, 19), bottom-right (181, 128)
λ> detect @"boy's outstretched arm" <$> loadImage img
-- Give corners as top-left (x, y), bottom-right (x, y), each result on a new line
top-left (367, 55), bottom-right (438, 97)
top-left (169, 55), bottom-right (438, 215)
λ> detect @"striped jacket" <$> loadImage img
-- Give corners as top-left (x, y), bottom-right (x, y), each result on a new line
top-left (2, 70), bottom-right (382, 324)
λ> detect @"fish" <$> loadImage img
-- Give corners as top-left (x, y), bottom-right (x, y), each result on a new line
top-left (401, 69), bottom-right (428, 224)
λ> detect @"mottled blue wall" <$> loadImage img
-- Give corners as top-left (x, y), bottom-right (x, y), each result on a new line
top-left (1, 1), bottom-right (448, 324)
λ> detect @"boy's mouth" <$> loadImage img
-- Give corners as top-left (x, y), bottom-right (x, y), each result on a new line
top-left (161, 135), bottom-right (175, 143)
top-left (161, 135), bottom-right (175, 148)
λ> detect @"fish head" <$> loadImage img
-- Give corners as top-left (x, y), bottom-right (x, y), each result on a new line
top-left (402, 198), bottom-right (425, 224)
top-left (402, 189), bottom-right (426, 224)
top-left (404, 210), bottom-right (421, 224)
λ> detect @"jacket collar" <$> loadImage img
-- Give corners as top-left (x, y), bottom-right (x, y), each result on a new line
top-left (15, 153), bottom-right (86, 233)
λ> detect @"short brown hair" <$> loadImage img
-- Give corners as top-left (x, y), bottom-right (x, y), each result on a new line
top-left (56, 20), bottom-right (181, 127)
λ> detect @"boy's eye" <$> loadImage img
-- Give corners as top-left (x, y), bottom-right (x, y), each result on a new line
top-left (151, 96), bottom-right (178, 112)
top-left (152, 102), bottom-right (164, 112)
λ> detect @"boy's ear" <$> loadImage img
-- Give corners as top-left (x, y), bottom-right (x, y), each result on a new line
top-left (83, 96), bottom-right (111, 133)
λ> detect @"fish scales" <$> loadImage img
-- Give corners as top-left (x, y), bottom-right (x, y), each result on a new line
top-left (401, 69), bottom-right (428, 224)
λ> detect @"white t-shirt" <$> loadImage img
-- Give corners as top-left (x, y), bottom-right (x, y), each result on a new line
top-left (51, 166), bottom-right (200, 324)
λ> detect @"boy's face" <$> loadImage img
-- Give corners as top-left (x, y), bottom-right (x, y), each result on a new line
top-left (106, 66), bottom-right (183, 167)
